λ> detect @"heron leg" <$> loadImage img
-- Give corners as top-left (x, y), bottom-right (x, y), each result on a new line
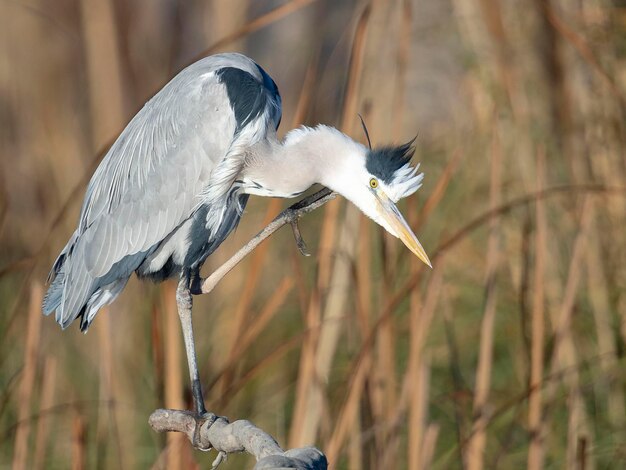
top-left (176, 272), bottom-right (207, 416)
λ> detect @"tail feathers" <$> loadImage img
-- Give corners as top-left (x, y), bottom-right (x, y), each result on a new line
top-left (42, 276), bottom-right (87, 330)
top-left (79, 277), bottom-right (128, 332)
top-left (43, 270), bottom-right (126, 332)
top-left (47, 231), bottom-right (78, 284)
top-left (44, 234), bottom-right (130, 331)
top-left (42, 271), bottom-right (64, 316)
top-left (43, 248), bottom-right (97, 330)
top-left (42, 269), bottom-right (84, 330)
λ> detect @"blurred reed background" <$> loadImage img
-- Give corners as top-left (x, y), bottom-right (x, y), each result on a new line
top-left (1, 0), bottom-right (625, 468)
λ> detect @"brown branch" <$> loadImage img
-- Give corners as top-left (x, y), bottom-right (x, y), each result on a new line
top-left (192, 187), bottom-right (335, 295)
top-left (149, 409), bottom-right (327, 469)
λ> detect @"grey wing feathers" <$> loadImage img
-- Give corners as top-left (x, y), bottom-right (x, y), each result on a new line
top-left (44, 53), bottom-right (281, 330)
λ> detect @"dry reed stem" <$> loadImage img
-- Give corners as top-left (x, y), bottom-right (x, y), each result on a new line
top-left (288, 294), bottom-right (319, 447)
top-left (542, 4), bottom-right (625, 104)
top-left (390, 0), bottom-right (413, 137)
top-left (476, 0), bottom-right (519, 114)
top-left (325, 351), bottom-right (371, 462)
top-left (151, 303), bottom-right (164, 406)
top-left (351, 168), bottom-right (373, 468)
top-left (466, 126), bottom-right (502, 470)
top-left (413, 149), bottom-right (463, 230)
top-left (96, 311), bottom-right (124, 468)
top-left (33, 357), bottom-right (57, 470)
top-left (79, 0), bottom-right (125, 147)
top-left (409, 355), bottom-right (430, 470)
top-left (315, 203), bottom-right (340, 296)
top-left (222, 334), bottom-right (305, 406)
top-left (548, 199), bottom-right (593, 379)
top-left (209, 0), bottom-right (248, 50)
top-left (356, 216), bottom-right (372, 336)
top-left (301, 204), bottom-right (361, 444)
top-left (11, 282), bottom-right (43, 470)
top-left (290, 53), bottom-right (320, 129)
top-left (527, 148), bottom-right (547, 470)
top-left (421, 423), bottom-right (440, 469)
top-left (163, 284), bottom-right (185, 470)
top-left (376, 256), bottom-right (399, 465)
top-left (407, 266), bottom-right (444, 469)
top-left (544, 197), bottom-right (594, 468)
top-left (348, 410), bottom-right (363, 470)
top-left (71, 412), bottom-right (86, 470)
top-left (338, 5), bottom-right (371, 133)
top-left (586, 241), bottom-right (625, 428)
top-left (214, 277), bottom-right (294, 390)
top-left (201, 0), bottom-right (318, 55)
top-left (0, 186), bottom-right (7, 237)
top-left (237, 277), bottom-right (294, 353)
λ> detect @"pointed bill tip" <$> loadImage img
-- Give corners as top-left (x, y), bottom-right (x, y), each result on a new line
top-left (375, 191), bottom-right (432, 268)
top-left (410, 242), bottom-right (433, 268)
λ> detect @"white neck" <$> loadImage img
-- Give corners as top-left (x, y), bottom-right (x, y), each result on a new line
top-left (240, 125), bottom-right (366, 198)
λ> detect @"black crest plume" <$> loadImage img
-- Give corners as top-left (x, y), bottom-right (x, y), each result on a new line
top-left (358, 114), bottom-right (372, 149)
top-left (365, 137), bottom-right (417, 184)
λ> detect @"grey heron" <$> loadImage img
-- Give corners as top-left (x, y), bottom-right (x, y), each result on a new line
top-left (43, 53), bottom-right (430, 416)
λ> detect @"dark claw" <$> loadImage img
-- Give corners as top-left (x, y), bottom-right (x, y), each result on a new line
top-left (290, 219), bottom-right (311, 257)
top-left (193, 412), bottom-right (218, 451)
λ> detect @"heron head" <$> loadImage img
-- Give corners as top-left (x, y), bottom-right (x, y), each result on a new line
top-left (319, 132), bottom-right (431, 268)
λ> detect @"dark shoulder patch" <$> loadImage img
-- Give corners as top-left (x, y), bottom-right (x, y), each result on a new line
top-left (256, 63), bottom-right (282, 130)
top-left (216, 67), bottom-right (268, 133)
top-left (365, 140), bottom-right (416, 183)
top-left (256, 64), bottom-right (280, 100)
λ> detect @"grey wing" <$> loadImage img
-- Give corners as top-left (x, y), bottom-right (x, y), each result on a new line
top-left (45, 53), bottom-right (282, 329)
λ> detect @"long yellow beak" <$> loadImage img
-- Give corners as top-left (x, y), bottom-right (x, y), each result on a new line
top-left (374, 190), bottom-right (432, 268)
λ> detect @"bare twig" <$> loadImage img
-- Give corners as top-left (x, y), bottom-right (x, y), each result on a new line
top-left (148, 409), bottom-right (327, 470)
top-left (12, 283), bottom-right (43, 470)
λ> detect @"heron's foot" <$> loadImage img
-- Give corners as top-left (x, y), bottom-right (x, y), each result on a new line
top-left (289, 218), bottom-right (310, 256)
top-left (192, 412), bottom-right (218, 450)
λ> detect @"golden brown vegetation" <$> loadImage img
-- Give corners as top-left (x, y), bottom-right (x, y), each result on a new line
top-left (1, 0), bottom-right (625, 468)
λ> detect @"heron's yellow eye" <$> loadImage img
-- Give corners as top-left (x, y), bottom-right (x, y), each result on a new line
top-left (369, 178), bottom-right (379, 189)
